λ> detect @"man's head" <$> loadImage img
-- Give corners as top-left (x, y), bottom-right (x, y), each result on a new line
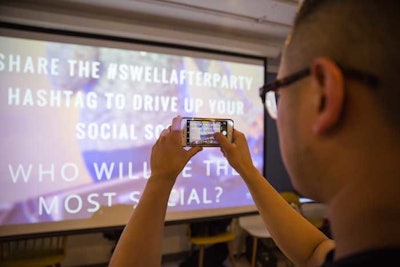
top-left (276, 0), bottom-right (400, 201)
top-left (284, 0), bottom-right (399, 125)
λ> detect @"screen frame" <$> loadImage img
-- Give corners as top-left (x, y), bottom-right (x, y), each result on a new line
top-left (0, 21), bottom-right (267, 240)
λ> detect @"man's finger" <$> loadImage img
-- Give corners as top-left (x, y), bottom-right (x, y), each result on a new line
top-left (214, 132), bottom-right (230, 147)
top-left (171, 115), bottom-right (182, 131)
top-left (186, 146), bottom-right (203, 158)
top-left (160, 128), bottom-right (169, 137)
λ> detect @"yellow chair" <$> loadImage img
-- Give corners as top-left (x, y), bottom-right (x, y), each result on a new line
top-left (0, 236), bottom-right (67, 267)
top-left (306, 217), bottom-right (323, 229)
top-left (280, 191), bottom-right (301, 211)
top-left (280, 191), bottom-right (323, 228)
top-left (188, 219), bottom-right (236, 267)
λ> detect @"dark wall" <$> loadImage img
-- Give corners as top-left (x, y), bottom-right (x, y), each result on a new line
top-left (264, 72), bottom-right (294, 192)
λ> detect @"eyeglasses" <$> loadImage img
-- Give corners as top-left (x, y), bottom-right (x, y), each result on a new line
top-left (259, 65), bottom-right (380, 120)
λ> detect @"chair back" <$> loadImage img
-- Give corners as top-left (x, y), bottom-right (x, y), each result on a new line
top-left (280, 191), bottom-right (301, 212)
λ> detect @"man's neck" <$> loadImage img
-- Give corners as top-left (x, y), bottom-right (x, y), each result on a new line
top-left (328, 175), bottom-right (400, 260)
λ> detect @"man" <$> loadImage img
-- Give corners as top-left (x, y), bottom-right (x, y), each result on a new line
top-left (109, 1), bottom-right (400, 266)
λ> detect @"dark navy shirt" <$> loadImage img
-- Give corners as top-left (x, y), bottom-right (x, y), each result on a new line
top-left (322, 248), bottom-right (399, 266)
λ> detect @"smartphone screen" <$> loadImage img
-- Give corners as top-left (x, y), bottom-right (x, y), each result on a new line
top-left (184, 118), bottom-right (233, 146)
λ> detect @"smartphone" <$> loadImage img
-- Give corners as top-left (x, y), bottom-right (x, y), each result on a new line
top-left (181, 117), bottom-right (234, 147)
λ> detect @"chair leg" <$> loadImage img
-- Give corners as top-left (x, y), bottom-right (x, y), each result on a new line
top-left (228, 241), bottom-right (235, 267)
top-left (251, 237), bottom-right (258, 267)
top-left (198, 245), bottom-right (204, 267)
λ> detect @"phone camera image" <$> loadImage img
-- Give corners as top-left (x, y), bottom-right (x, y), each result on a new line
top-left (186, 119), bottom-right (226, 146)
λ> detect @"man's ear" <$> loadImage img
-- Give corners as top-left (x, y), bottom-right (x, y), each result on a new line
top-left (311, 58), bottom-right (345, 134)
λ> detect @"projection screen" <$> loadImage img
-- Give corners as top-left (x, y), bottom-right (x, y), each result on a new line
top-left (0, 25), bottom-right (266, 238)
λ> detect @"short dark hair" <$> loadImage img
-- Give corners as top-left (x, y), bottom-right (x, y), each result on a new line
top-left (284, 0), bottom-right (400, 126)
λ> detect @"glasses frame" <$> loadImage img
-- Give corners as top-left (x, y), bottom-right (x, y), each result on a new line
top-left (259, 64), bottom-right (380, 119)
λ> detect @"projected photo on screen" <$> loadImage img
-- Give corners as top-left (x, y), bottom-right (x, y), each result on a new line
top-left (0, 29), bottom-right (265, 237)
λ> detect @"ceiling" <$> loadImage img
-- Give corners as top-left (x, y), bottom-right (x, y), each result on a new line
top-left (63, 0), bottom-right (299, 37)
top-left (0, 0), bottom-right (299, 59)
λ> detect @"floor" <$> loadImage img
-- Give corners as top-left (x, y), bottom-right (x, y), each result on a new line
top-left (95, 234), bottom-right (293, 267)
top-left (162, 256), bottom-right (252, 267)
top-left (162, 257), bottom-right (295, 267)
top-left (90, 249), bottom-right (292, 267)
top-left (161, 250), bottom-right (293, 267)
